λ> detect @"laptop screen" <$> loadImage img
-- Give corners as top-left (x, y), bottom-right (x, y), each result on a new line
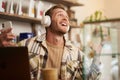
top-left (0, 47), bottom-right (31, 80)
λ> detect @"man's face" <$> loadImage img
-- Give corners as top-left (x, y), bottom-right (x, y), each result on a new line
top-left (50, 8), bottom-right (70, 35)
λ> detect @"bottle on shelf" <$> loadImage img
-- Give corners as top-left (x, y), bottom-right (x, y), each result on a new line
top-left (0, 0), bottom-right (5, 12)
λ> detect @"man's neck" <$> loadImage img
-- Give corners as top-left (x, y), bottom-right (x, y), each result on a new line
top-left (46, 30), bottom-right (64, 46)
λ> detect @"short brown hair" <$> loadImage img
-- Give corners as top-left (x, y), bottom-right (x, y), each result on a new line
top-left (45, 4), bottom-right (66, 17)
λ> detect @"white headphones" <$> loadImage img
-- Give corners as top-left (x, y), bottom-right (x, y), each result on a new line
top-left (41, 14), bottom-right (51, 27)
top-left (41, 5), bottom-right (52, 27)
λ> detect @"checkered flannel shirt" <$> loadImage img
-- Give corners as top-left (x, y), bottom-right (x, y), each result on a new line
top-left (18, 34), bottom-right (101, 80)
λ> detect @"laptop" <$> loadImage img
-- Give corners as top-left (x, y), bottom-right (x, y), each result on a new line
top-left (0, 47), bottom-right (31, 80)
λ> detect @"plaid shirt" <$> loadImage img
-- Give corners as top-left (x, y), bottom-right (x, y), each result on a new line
top-left (19, 34), bottom-right (101, 80)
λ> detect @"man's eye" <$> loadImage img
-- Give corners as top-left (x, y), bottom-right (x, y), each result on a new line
top-left (58, 14), bottom-right (63, 17)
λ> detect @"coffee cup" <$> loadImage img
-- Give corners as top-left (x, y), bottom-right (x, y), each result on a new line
top-left (41, 68), bottom-right (58, 80)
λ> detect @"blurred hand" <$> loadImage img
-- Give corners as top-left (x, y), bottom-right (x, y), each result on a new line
top-left (0, 28), bottom-right (17, 47)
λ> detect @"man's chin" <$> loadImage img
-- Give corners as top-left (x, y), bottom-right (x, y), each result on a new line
top-left (61, 30), bottom-right (68, 34)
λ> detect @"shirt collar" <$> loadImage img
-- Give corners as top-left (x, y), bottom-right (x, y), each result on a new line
top-left (35, 33), bottom-right (73, 50)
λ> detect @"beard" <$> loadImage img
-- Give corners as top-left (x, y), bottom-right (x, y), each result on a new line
top-left (57, 26), bottom-right (70, 36)
top-left (48, 23), bottom-right (70, 35)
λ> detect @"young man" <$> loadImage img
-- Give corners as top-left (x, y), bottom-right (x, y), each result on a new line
top-left (0, 4), bottom-right (101, 80)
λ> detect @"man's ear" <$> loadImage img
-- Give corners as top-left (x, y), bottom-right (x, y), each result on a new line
top-left (41, 14), bottom-right (51, 27)
top-left (41, 5), bottom-right (52, 27)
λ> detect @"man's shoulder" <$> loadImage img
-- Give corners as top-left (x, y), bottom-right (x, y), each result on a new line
top-left (65, 40), bottom-right (76, 47)
top-left (25, 33), bottom-right (46, 43)
top-left (65, 40), bottom-right (79, 51)
top-left (17, 34), bottom-right (46, 46)
top-left (17, 36), bottom-right (36, 46)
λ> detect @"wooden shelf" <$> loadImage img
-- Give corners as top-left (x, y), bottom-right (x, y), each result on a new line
top-left (0, 12), bottom-right (41, 24)
top-left (43, 0), bottom-right (83, 7)
top-left (0, 12), bottom-right (82, 28)
top-left (0, 0), bottom-right (83, 25)
top-left (84, 18), bottom-right (120, 24)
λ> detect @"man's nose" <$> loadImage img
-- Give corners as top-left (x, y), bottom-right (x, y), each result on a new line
top-left (63, 16), bottom-right (69, 21)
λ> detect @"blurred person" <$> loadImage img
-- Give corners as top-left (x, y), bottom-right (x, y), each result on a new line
top-left (0, 4), bottom-right (101, 80)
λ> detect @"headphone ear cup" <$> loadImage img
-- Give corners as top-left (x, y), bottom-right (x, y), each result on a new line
top-left (41, 15), bottom-right (51, 27)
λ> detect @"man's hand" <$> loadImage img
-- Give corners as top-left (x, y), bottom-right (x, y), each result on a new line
top-left (0, 28), bottom-right (17, 47)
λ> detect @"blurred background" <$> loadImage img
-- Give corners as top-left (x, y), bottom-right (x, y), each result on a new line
top-left (0, 0), bottom-right (120, 80)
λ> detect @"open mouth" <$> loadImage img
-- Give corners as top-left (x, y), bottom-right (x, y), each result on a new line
top-left (59, 22), bottom-right (70, 31)
top-left (60, 22), bottom-right (68, 27)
